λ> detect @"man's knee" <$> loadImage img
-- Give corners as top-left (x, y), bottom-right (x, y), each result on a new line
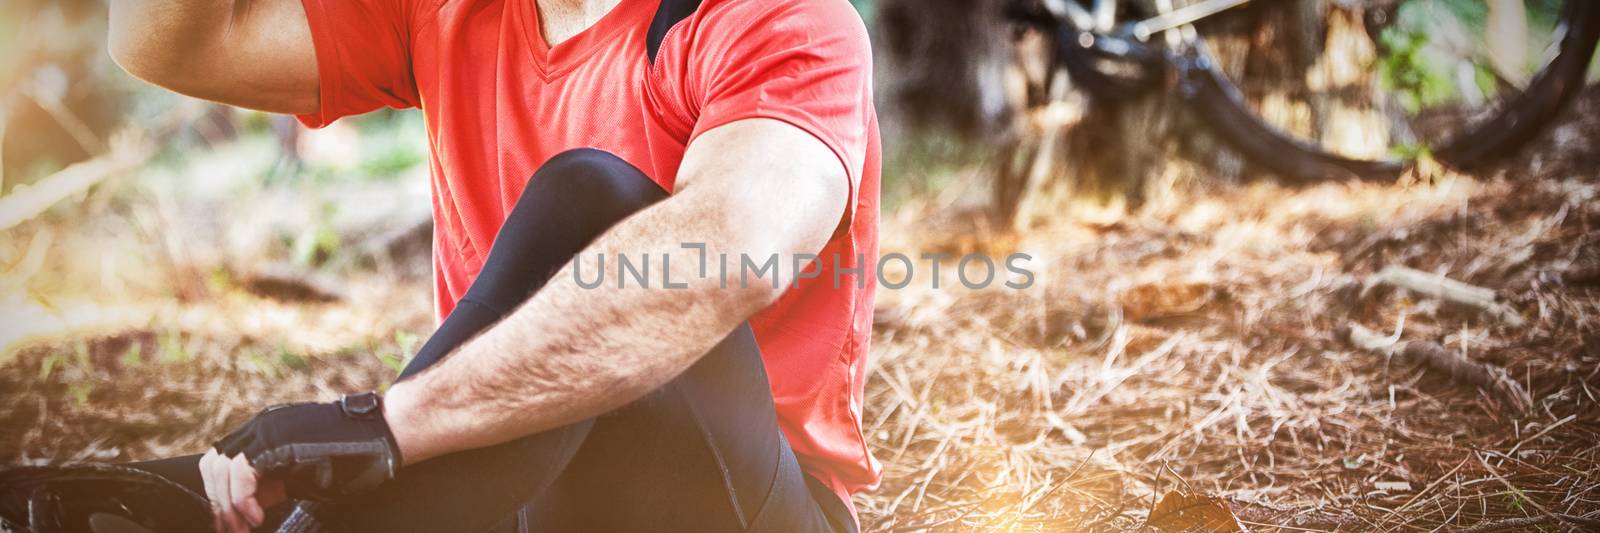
top-left (528, 148), bottom-right (666, 215)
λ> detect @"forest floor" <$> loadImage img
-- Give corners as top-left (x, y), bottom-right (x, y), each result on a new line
top-left (3, 92), bottom-right (1599, 531)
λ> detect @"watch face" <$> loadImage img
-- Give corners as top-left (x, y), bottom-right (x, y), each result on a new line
top-left (342, 393), bottom-right (380, 417)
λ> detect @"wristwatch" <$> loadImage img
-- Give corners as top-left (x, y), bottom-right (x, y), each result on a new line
top-left (339, 391), bottom-right (383, 419)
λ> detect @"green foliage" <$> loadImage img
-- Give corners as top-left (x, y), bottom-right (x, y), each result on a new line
top-left (158, 332), bottom-right (192, 363)
top-left (291, 224), bottom-right (342, 267)
top-left (67, 382), bottom-right (93, 406)
top-left (278, 348), bottom-right (308, 371)
top-left (394, 330), bottom-right (420, 355)
top-left (1377, 0), bottom-right (1565, 114)
top-left (38, 353), bottom-right (63, 381)
top-left (374, 330), bottom-right (419, 375)
top-left (374, 352), bottom-right (407, 376)
top-left (1378, 21), bottom-right (1456, 114)
top-left (360, 138), bottom-right (427, 178)
top-left (240, 111), bottom-right (276, 137)
top-left (882, 130), bottom-right (988, 210)
top-left (1388, 141), bottom-right (1432, 161)
top-left (245, 350), bottom-right (280, 378)
top-left (848, 0), bottom-right (874, 26)
top-left (207, 266), bottom-right (234, 295)
top-left (292, 110), bottom-right (428, 183)
top-left (73, 341), bottom-right (91, 370)
top-left (120, 343), bottom-right (144, 368)
top-left (284, 200), bottom-right (343, 266)
top-left (1432, 0), bottom-right (1487, 28)
top-left (1504, 488), bottom-right (1527, 513)
top-left (354, 110), bottom-right (428, 180)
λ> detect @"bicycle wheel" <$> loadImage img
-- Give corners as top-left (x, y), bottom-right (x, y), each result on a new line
top-left (0, 465), bottom-right (212, 533)
top-left (1169, 0), bottom-right (1600, 182)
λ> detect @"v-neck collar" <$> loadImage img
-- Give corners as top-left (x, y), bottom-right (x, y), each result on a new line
top-left (515, 0), bottom-right (653, 79)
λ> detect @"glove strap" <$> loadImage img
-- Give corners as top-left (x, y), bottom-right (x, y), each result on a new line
top-left (338, 392), bottom-right (382, 419)
top-left (338, 391), bottom-right (402, 472)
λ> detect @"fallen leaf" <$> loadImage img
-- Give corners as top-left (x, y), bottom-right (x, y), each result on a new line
top-left (1146, 490), bottom-right (1248, 532)
top-left (1122, 281), bottom-right (1213, 321)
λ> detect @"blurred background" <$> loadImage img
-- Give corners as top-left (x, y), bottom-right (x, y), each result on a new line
top-left (3, 0), bottom-right (1599, 530)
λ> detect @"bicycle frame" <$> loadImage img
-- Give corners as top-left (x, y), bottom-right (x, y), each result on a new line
top-left (1037, 0), bottom-right (1255, 39)
top-left (1019, 0), bottom-right (1256, 99)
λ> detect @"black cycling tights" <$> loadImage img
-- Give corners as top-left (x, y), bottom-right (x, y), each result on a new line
top-left (133, 149), bottom-right (853, 533)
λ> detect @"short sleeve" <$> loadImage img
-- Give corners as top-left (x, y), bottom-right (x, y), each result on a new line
top-left (686, 0), bottom-right (874, 208)
top-left (296, 0), bottom-right (427, 127)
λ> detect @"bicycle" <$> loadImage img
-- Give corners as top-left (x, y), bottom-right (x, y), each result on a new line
top-left (993, 0), bottom-right (1599, 204)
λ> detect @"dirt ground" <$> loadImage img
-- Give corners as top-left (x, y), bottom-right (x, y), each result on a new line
top-left (3, 93), bottom-right (1599, 530)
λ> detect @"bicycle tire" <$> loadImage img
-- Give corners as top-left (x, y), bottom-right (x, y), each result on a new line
top-left (1432, 0), bottom-right (1600, 169)
top-left (1175, 0), bottom-right (1599, 182)
top-left (1173, 44), bottom-right (1406, 183)
top-left (0, 464), bottom-right (212, 533)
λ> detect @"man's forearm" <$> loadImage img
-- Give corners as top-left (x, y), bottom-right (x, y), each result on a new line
top-left (382, 189), bottom-right (788, 465)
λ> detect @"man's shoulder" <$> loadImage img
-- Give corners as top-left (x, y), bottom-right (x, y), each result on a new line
top-left (683, 0), bottom-right (868, 52)
top-left (692, 0), bottom-right (866, 33)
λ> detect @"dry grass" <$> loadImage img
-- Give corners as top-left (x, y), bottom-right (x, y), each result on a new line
top-left (860, 171), bottom-right (1600, 531)
top-left (3, 106), bottom-right (1600, 531)
top-left (852, 90), bottom-right (1600, 530)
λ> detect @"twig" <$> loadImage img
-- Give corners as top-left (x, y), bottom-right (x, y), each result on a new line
top-left (21, 86), bottom-right (105, 155)
top-left (1341, 323), bottom-right (1532, 414)
top-left (1361, 265), bottom-right (1525, 326)
top-left (0, 131), bottom-right (150, 231)
top-left (1503, 414), bottom-right (1576, 459)
top-left (238, 265), bottom-right (347, 303)
top-left (1453, 513), bottom-right (1600, 533)
top-left (1475, 451), bottom-right (1549, 516)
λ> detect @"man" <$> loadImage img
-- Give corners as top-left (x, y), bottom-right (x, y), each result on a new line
top-left (103, 0), bottom-right (880, 530)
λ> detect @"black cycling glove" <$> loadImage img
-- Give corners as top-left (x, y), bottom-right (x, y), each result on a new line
top-left (213, 392), bottom-right (402, 501)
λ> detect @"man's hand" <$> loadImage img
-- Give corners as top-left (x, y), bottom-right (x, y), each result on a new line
top-left (199, 449), bottom-right (281, 532)
top-left (203, 392), bottom-right (401, 531)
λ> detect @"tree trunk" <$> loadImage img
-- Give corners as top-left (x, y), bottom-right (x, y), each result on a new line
top-left (875, 0), bottom-right (1015, 142)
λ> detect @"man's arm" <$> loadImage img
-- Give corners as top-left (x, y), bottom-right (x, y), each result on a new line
top-left (198, 120), bottom-right (850, 532)
top-left (383, 118), bottom-right (850, 464)
top-left (107, 0), bottom-right (318, 114)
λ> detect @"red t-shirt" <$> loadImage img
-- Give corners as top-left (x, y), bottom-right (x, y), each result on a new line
top-left (296, 0), bottom-right (882, 515)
